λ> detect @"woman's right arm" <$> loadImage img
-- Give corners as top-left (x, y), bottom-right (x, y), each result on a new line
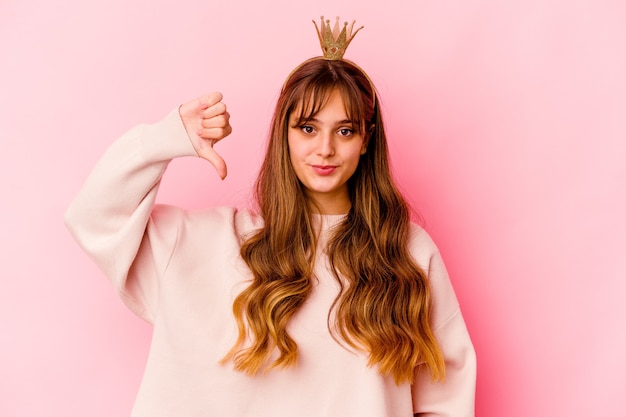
top-left (64, 93), bottom-right (231, 322)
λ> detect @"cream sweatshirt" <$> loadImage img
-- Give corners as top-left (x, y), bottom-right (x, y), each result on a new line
top-left (65, 109), bottom-right (476, 417)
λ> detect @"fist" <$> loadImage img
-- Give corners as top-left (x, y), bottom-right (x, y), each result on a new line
top-left (179, 92), bottom-right (232, 179)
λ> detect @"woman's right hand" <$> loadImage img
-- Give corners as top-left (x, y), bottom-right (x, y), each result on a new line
top-left (179, 92), bottom-right (232, 179)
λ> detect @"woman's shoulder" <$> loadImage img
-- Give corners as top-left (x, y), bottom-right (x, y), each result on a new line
top-left (407, 222), bottom-right (440, 263)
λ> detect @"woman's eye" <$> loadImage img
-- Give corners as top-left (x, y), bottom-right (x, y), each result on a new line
top-left (338, 128), bottom-right (354, 137)
top-left (300, 125), bottom-right (314, 134)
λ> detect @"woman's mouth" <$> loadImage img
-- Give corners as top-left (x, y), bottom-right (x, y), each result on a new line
top-left (312, 165), bottom-right (337, 175)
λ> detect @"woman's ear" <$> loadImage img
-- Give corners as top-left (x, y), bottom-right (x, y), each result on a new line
top-left (360, 140), bottom-right (368, 155)
top-left (361, 124), bottom-right (375, 155)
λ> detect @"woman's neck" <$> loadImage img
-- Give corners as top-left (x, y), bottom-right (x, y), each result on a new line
top-left (307, 193), bottom-right (351, 215)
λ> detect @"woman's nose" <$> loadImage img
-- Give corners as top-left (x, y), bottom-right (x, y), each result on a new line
top-left (316, 132), bottom-right (335, 157)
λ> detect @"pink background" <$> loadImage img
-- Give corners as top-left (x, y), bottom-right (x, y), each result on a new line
top-left (1, 0), bottom-right (625, 416)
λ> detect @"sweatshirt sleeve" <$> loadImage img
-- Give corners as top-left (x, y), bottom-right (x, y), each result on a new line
top-left (64, 109), bottom-right (198, 323)
top-left (410, 228), bottom-right (477, 417)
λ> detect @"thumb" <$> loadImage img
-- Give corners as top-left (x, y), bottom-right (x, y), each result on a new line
top-left (197, 146), bottom-right (228, 180)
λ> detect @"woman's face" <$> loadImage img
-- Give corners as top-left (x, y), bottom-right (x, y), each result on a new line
top-left (287, 88), bottom-right (367, 214)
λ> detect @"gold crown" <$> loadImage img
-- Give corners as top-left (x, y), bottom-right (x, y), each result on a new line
top-left (313, 16), bottom-right (364, 60)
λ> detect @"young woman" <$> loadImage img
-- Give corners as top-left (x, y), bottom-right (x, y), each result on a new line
top-left (65, 19), bottom-right (476, 417)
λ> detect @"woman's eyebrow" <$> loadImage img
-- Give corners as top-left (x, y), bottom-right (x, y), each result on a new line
top-left (305, 118), bottom-right (354, 124)
top-left (291, 117), bottom-right (354, 125)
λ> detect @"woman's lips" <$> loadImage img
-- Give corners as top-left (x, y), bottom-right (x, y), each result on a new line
top-left (312, 165), bottom-right (337, 175)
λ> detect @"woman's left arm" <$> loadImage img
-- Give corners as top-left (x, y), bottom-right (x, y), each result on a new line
top-left (410, 229), bottom-right (477, 417)
top-left (412, 307), bottom-right (477, 416)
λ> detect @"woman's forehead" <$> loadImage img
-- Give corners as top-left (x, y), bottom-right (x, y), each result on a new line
top-left (290, 85), bottom-right (360, 121)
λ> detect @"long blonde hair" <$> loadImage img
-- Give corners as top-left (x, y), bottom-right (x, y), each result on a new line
top-left (222, 59), bottom-right (445, 383)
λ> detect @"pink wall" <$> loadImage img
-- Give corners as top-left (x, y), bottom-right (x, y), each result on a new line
top-left (2, 0), bottom-right (625, 416)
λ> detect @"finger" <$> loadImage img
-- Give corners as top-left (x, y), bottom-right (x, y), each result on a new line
top-left (201, 113), bottom-right (230, 129)
top-left (197, 127), bottom-right (232, 143)
top-left (198, 147), bottom-right (228, 180)
top-left (202, 101), bottom-right (227, 119)
top-left (198, 92), bottom-right (223, 111)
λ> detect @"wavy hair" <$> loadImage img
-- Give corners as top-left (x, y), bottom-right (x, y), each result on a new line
top-left (221, 58), bottom-right (445, 383)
